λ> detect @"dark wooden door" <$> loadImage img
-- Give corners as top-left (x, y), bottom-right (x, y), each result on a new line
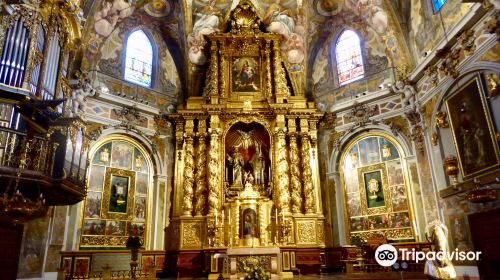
top-left (0, 222), bottom-right (24, 280)
top-left (469, 208), bottom-right (500, 280)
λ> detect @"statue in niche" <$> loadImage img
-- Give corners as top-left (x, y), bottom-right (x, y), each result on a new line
top-left (251, 145), bottom-right (265, 186)
top-left (227, 150), bottom-right (244, 189)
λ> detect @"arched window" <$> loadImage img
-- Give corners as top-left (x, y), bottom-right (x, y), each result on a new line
top-left (124, 30), bottom-right (153, 88)
top-left (335, 30), bottom-right (364, 86)
top-left (432, 0), bottom-right (446, 13)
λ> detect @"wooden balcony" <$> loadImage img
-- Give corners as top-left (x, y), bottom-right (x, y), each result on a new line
top-left (0, 125), bottom-right (87, 205)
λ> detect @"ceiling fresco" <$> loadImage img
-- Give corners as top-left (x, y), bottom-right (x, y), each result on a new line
top-left (75, 0), bottom-right (474, 100)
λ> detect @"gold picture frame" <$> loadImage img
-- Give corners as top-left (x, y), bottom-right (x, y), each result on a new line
top-left (358, 163), bottom-right (392, 215)
top-left (102, 167), bottom-right (136, 220)
top-left (231, 56), bottom-right (262, 93)
top-left (445, 74), bottom-right (500, 179)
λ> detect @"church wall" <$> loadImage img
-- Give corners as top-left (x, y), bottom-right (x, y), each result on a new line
top-left (317, 3), bottom-right (499, 278)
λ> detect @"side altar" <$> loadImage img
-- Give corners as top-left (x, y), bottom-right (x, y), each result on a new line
top-left (163, 2), bottom-right (326, 278)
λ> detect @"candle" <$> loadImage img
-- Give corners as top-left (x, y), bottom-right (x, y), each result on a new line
top-left (275, 208), bottom-right (278, 224)
top-left (215, 213), bottom-right (218, 225)
top-left (282, 211), bottom-right (285, 221)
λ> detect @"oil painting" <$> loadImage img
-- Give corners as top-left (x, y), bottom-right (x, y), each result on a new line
top-left (445, 75), bottom-right (499, 178)
top-left (105, 220), bottom-right (126, 236)
top-left (85, 191), bottom-right (102, 218)
top-left (386, 160), bottom-right (404, 186)
top-left (93, 142), bottom-right (111, 165)
top-left (135, 196), bottom-right (146, 221)
top-left (111, 141), bottom-right (133, 169)
top-left (136, 173), bottom-right (148, 195)
top-left (240, 208), bottom-right (259, 238)
top-left (363, 170), bottom-right (385, 208)
top-left (83, 219), bottom-right (106, 235)
top-left (232, 57), bottom-right (260, 92)
top-left (109, 175), bottom-right (129, 213)
top-left (391, 185), bottom-right (408, 212)
top-left (346, 192), bottom-right (361, 216)
top-left (390, 212), bottom-right (411, 228)
top-left (88, 165), bottom-right (105, 190)
top-left (102, 168), bottom-right (136, 220)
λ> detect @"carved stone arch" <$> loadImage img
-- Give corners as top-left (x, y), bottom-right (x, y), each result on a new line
top-left (328, 126), bottom-right (412, 175)
top-left (89, 127), bottom-right (165, 176)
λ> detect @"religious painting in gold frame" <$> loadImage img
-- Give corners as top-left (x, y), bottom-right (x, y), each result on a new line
top-left (358, 163), bottom-right (391, 215)
top-left (231, 57), bottom-right (261, 93)
top-left (102, 167), bottom-right (136, 220)
top-left (445, 74), bottom-right (500, 179)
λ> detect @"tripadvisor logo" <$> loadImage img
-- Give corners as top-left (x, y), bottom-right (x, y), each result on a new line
top-left (374, 244), bottom-right (482, 267)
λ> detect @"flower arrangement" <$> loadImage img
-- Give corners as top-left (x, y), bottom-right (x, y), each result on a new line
top-left (243, 263), bottom-right (270, 280)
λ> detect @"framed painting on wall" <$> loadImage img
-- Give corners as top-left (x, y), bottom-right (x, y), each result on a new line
top-left (102, 167), bottom-right (136, 219)
top-left (232, 57), bottom-right (261, 92)
top-left (445, 75), bottom-right (499, 178)
top-left (73, 257), bottom-right (90, 278)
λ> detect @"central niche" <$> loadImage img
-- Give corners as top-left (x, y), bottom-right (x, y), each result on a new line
top-left (225, 122), bottom-right (271, 197)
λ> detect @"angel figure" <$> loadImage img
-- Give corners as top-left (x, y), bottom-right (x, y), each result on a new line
top-left (70, 78), bottom-right (95, 117)
top-left (392, 80), bottom-right (418, 111)
top-left (235, 130), bottom-right (255, 151)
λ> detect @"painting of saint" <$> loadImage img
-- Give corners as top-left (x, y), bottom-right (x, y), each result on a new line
top-left (111, 141), bottom-right (133, 169)
top-left (363, 170), bottom-right (385, 208)
top-left (386, 160), bottom-right (404, 186)
top-left (240, 208), bottom-right (258, 238)
top-left (346, 192), bottom-right (361, 216)
top-left (134, 148), bottom-right (148, 172)
top-left (136, 173), bottom-right (148, 195)
top-left (232, 57), bottom-right (260, 92)
top-left (73, 258), bottom-right (90, 278)
top-left (142, 256), bottom-right (155, 273)
top-left (155, 255), bottom-right (165, 270)
top-left (446, 77), bottom-right (499, 178)
top-left (350, 217), bottom-right (366, 232)
top-left (128, 222), bottom-right (145, 237)
top-left (105, 220), bottom-right (125, 236)
top-left (88, 165), bottom-right (105, 190)
top-left (85, 192), bottom-right (102, 218)
top-left (390, 212), bottom-right (411, 228)
top-left (367, 214), bottom-right (389, 230)
top-left (391, 185), bottom-right (408, 212)
top-left (358, 137), bottom-right (380, 166)
top-left (109, 175), bottom-right (129, 213)
top-left (83, 220), bottom-right (105, 235)
top-left (135, 197), bottom-right (146, 221)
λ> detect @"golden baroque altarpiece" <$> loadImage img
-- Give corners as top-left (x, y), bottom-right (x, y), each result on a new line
top-left (166, 3), bottom-right (325, 256)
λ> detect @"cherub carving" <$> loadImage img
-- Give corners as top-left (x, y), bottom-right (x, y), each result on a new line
top-left (70, 78), bottom-right (95, 117)
top-left (392, 80), bottom-right (419, 111)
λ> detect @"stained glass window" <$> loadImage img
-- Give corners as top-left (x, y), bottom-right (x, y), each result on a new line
top-left (124, 30), bottom-right (153, 88)
top-left (433, 0), bottom-right (446, 13)
top-left (335, 30), bottom-right (364, 86)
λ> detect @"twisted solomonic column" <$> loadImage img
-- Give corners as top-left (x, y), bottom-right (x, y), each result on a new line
top-left (182, 137), bottom-right (195, 216)
top-left (275, 128), bottom-right (290, 213)
top-left (194, 133), bottom-right (207, 216)
top-left (207, 128), bottom-right (221, 214)
top-left (289, 133), bottom-right (302, 214)
top-left (301, 134), bottom-right (316, 214)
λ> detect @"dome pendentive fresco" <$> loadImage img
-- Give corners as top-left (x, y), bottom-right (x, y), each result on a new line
top-left (0, 0), bottom-right (499, 279)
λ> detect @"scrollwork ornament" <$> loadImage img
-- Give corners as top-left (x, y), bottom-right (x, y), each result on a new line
top-left (289, 134), bottom-right (302, 214)
top-left (301, 134), bottom-right (315, 214)
top-left (182, 137), bottom-right (195, 216)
